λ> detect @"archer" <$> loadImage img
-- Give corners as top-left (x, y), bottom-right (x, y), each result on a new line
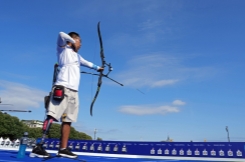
top-left (30, 31), bottom-right (103, 159)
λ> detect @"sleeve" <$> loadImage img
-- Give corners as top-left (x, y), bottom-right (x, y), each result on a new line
top-left (78, 55), bottom-right (100, 70)
top-left (57, 32), bottom-right (75, 47)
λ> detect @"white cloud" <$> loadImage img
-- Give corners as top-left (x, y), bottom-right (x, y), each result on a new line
top-left (119, 104), bottom-right (180, 116)
top-left (151, 79), bottom-right (179, 88)
top-left (138, 19), bottom-right (163, 31)
top-left (172, 100), bottom-right (186, 106)
top-left (0, 80), bottom-right (47, 110)
top-left (116, 53), bottom-right (217, 88)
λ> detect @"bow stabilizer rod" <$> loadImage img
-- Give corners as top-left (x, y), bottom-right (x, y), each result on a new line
top-left (0, 110), bottom-right (32, 113)
top-left (81, 71), bottom-right (123, 86)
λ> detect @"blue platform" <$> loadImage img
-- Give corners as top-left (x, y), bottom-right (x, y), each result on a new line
top-left (0, 149), bottom-right (222, 162)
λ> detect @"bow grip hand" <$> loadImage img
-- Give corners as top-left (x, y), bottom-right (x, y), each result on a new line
top-left (97, 67), bottom-right (104, 72)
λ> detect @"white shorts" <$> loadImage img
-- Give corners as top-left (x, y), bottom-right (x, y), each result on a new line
top-left (47, 87), bottom-right (79, 122)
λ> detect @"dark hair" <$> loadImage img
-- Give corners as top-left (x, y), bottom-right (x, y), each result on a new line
top-left (68, 32), bottom-right (80, 38)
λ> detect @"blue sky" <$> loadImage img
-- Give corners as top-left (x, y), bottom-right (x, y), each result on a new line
top-left (0, 0), bottom-right (245, 142)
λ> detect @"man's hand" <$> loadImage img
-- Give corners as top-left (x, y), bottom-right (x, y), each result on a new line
top-left (97, 68), bottom-right (104, 72)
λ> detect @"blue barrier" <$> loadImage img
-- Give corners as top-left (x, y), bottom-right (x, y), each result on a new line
top-left (37, 138), bottom-right (244, 160)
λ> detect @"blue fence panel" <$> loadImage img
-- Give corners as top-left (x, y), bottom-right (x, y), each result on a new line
top-left (37, 138), bottom-right (245, 159)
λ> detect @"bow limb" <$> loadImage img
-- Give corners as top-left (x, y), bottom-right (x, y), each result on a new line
top-left (90, 74), bottom-right (102, 116)
top-left (90, 22), bottom-right (105, 116)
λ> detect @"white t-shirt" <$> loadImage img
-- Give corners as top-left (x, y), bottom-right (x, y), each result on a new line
top-left (54, 32), bottom-right (99, 91)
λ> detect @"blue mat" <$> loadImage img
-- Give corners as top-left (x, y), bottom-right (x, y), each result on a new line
top-left (0, 150), bottom-right (220, 162)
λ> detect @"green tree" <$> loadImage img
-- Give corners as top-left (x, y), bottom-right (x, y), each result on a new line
top-left (0, 112), bottom-right (93, 140)
top-left (48, 123), bottom-right (61, 139)
top-left (0, 112), bottom-right (25, 140)
top-left (69, 126), bottom-right (92, 140)
top-left (27, 127), bottom-right (43, 139)
top-left (78, 132), bottom-right (92, 140)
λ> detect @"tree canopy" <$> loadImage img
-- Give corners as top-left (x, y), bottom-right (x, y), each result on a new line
top-left (0, 112), bottom-right (92, 140)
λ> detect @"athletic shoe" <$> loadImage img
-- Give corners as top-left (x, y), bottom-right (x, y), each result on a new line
top-left (29, 144), bottom-right (51, 158)
top-left (57, 148), bottom-right (78, 158)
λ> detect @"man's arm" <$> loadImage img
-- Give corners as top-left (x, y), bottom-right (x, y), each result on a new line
top-left (57, 32), bottom-right (75, 47)
top-left (78, 55), bottom-right (101, 71)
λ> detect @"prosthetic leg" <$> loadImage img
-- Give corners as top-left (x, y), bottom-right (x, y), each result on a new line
top-left (30, 64), bottom-right (59, 158)
top-left (40, 63), bottom-right (60, 144)
top-left (40, 115), bottom-right (54, 144)
top-left (30, 116), bottom-right (55, 158)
